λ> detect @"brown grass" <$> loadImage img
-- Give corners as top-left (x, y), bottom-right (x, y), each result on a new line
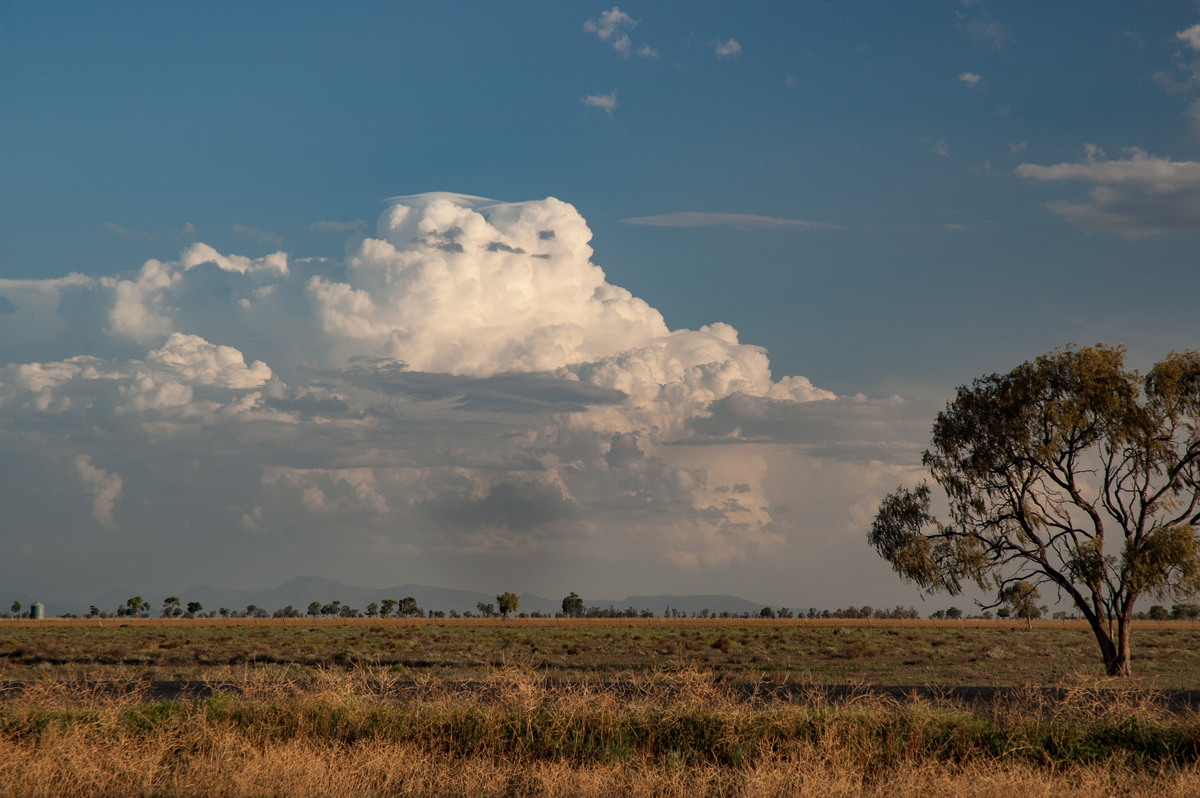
top-left (1, 668), bottom-right (1199, 797)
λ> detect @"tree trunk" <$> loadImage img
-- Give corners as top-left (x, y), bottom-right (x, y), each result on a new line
top-left (1106, 615), bottom-right (1132, 677)
top-left (1084, 616), bottom-right (1130, 678)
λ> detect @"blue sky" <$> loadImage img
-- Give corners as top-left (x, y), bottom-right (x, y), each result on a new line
top-left (1, 2), bottom-right (1198, 611)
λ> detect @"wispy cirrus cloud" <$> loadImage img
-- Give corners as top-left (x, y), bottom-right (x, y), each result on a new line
top-left (310, 219), bottom-right (366, 233)
top-left (104, 221), bottom-right (198, 241)
top-left (233, 224), bottom-right (283, 246)
top-left (620, 212), bottom-right (837, 230)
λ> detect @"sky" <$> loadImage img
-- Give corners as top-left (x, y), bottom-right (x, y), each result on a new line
top-left (1, 1), bottom-right (1198, 611)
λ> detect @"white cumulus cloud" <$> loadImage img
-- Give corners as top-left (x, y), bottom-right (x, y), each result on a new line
top-left (0, 192), bottom-right (922, 605)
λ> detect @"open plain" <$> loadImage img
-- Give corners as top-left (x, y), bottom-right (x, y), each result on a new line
top-left (1, 618), bottom-right (1199, 796)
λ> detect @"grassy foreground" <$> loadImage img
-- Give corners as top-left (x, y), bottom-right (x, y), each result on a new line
top-left (2, 668), bottom-right (1199, 797)
top-left (2, 619), bottom-right (1200, 796)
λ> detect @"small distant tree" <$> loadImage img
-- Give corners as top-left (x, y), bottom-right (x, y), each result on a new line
top-left (307, 601), bottom-right (322, 618)
top-left (161, 597), bottom-right (182, 618)
top-left (365, 602), bottom-right (379, 618)
top-left (398, 597), bottom-right (422, 618)
top-left (945, 606), bottom-right (963, 620)
top-left (380, 599), bottom-right (398, 618)
top-left (561, 592), bottom-right (584, 618)
top-left (338, 605), bottom-right (359, 618)
top-left (496, 592), bottom-right (520, 618)
top-left (88, 605), bottom-right (100, 618)
top-left (219, 607), bottom-right (230, 618)
top-left (759, 607), bottom-right (775, 619)
top-left (186, 601), bottom-right (203, 617)
top-left (245, 604), bottom-right (259, 617)
top-left (1002, 581), bottom-right (1042, 629)
top-left (10, 601), bottom-right (21, 617)
top-left (476, 602), bottom-right (496, 618)
top-left (1148, 605), bottom-right (1170, 620)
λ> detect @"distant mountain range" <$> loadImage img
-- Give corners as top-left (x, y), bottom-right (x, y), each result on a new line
top-left (27, 576), bottom-right (772, 618)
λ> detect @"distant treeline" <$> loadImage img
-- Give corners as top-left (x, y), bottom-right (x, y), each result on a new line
top-left (6, 597), bottom-right (1198, 622)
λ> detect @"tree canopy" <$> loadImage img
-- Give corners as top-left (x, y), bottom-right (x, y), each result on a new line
top-left (869, 345), bottom-right (1200, 676)
top-left (496, 592), bottom-right (520, 618)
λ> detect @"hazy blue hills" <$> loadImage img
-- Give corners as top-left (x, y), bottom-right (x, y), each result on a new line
top-left (28, 577), bottom-right (772, 618)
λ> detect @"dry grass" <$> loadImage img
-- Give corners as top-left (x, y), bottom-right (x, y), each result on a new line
top-left (1, 668), bottom-right (1199, 797)
top-left (3, 617), bottom-right (1198, 686)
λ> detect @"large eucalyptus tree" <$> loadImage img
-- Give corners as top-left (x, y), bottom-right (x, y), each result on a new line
top-left (869, 345), bottom-right (1200, 676)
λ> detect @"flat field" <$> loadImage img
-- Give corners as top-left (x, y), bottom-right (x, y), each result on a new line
top-left (2, 619), bottom-right (1200, 797)
top-left (1, 617), bottom-right (1198, 687)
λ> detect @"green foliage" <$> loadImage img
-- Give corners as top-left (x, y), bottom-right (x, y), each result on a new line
top-left (1001, 581), bottom-right (1042, 628)
top-left (562, 592), bottom-right (585, 618)
top-left (869, 345), bottom-right (1200, 676)
top-left (496, 593), bottom-right (520, 618)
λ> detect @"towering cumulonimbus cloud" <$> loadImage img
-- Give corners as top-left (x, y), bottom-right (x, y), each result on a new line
top-left (0, 193), bottom-right (917, 598)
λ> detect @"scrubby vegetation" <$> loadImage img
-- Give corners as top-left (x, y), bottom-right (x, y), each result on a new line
top-left (2, 619), bottom-right (1199, 795)
top-left (2, 668), bottom-right (1199, 797)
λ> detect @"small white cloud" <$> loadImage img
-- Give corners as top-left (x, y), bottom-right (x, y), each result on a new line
top-left (636, 45), bottom-right (659, 59)
top-left (146, 332), bottom-right (273, 389)
top-left (1177, 24), bottom-right (1200, 51)
top-left (1008, 141), bottom-right (1028, 154)
top-left (75, 455), bottom-right (123, 529)
top-left (958, 71), bottom-right (983, 86)
top-left (620, 212), bottom-right (836, 230)
top-left (585, 7), bottom-right (642, 58)
top-left (233, 224), bottom-right (283, 246)
top-left (1017, 145), bottom-right (1200, 237)
top-left (582, 91), bottom-right (618, 115)
top-left (925, 138), bottom-right (950, 157)
top-left (713, 38), bottom-right (742, 58)
top-left (958, 12), bottom-right (1011, 50)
